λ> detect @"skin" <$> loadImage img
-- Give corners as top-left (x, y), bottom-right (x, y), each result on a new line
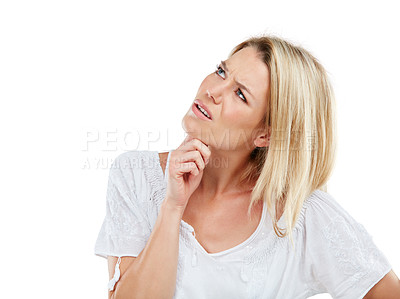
top-left (363, 270), bottom-right (400, 298)
top-left (107, 45), bottom-right (400, 298)
top-left (179, 46), bottom-right (273, 253)
top-left (178, 45), bottom-right (400, 296)
top-left (181, 46), bottom-right (271, 200)
top-left (158, 152), bottom-right (400, 297)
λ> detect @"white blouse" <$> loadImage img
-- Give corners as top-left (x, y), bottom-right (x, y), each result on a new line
top-left (94, 150), bottom-right (392, 299)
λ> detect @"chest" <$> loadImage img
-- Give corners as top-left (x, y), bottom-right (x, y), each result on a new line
top-left (175, 214), bottom-right (306, 299)
top-left (181, 195), bottom-right (263, 254)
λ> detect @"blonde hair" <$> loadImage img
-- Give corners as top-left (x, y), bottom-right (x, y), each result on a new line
top-left (232, 35), bottom-right (337, 246)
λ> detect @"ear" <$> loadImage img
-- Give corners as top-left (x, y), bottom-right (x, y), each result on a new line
top-left (253, 127), bottom-right (271, 148)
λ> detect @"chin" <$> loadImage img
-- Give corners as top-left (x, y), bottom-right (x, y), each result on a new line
top-left (181, 120), bottom-right (205, 143)
top-left (181, 115), bottom-right (190, 133)
top-left (181, 114), bottom-right (196, 133)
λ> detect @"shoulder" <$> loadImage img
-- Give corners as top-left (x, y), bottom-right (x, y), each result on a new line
top-left (301, 190), bottom-right (392, 297)
top-left (110, 150), bottom-right (165, 178)
top-left (302, 189), bottom-right (357, 226)
top-left (95, 150), bottom-right (164, 259)
top-left (112, 150), bottom-right (159, 170)
top-left (110, 150), bottom-right (169, 206)
top-left (301, 189), bottom-right (369, 246)
top-left (108, 150), bottom-right (164, 195)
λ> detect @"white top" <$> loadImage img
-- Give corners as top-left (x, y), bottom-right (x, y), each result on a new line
top-left (95, 150), bottom-right (392, 299)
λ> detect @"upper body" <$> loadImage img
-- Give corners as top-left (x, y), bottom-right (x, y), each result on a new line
top-left (95, 150), bottom-right (395, 299)
top-left (95, 35), bottom-right (400, 298)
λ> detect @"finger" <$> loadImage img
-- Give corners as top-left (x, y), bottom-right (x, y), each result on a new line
top-left (179, 134), bottom-right (194, 148)
top-left (188, 139), bottom-right (211, 163)
top-left (173, 151), bottom-right (204, 176)
top-left (180, 150), bottom-right (206, 172)
top-left (176, 161), bottom-right (199, 176)
top-left (179, 138), bottom-right (211, 163)
top-left (188, 162), bottom-right (200, 176)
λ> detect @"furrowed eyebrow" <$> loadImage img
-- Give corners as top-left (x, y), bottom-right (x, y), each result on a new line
top-left (220, 60), bottom-right (254, 98)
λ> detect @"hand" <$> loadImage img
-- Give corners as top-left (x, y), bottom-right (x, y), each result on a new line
top-left (165, 135), bottom-right (211, 212)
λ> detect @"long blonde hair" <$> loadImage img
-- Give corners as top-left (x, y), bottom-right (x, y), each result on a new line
top-left (233, 35), bottom-right (337, 246)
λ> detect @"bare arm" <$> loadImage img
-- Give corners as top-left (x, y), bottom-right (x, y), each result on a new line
top-left (363, 269), bottom-right (400, 299)
top-left (108, 198), bottom-right (184, 299)
top-left (107, 136), bottom-right (210, 299)
top-left (107, 256), bottom-right (135, 299)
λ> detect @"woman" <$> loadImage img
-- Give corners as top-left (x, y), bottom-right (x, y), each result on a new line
top-left (95, 35), bottom-right (400, 298)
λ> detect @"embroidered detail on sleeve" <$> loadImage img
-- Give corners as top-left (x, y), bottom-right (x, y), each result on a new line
top-left (322, 215), bottom-right (381, 284)
top-left (105, 182), bottom-right (151, 250)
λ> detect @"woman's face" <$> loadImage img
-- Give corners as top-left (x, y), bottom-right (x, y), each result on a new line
top-left (182, 46), bottom-right (270, 151)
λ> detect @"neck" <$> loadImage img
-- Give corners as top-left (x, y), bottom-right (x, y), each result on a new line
top-left (196, 147), bottom-right (255, 201)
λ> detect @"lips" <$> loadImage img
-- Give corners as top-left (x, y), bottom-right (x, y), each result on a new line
top-left (194, 99), bottom-right (213, 120)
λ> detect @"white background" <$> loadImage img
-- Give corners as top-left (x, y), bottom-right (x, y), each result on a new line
top-left (1, 0), bottom-right (399, 298)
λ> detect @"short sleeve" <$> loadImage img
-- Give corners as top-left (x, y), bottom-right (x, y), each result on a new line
top-left (94, 151), bottom-right (153, 259)
top-left (304, 190), bottom-right (392, 299)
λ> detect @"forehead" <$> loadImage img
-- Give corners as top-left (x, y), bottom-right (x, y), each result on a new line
top-left (227, 47), bottom-right (270, 103)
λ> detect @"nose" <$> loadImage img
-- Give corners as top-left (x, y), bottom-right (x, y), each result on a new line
top-left (206, 89), bottom-right (216, 103)
top-left (206, 86), bottom-right (223, 104)
top-left (207, 77), bottom-right (233, 104)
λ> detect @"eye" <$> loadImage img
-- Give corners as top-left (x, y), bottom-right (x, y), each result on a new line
top-left (215, 64), bottom-right (226, 79)
top-left (236, 89), bottom-right (247, 103)
top-left (215, 64), bottom-right (247, 103)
